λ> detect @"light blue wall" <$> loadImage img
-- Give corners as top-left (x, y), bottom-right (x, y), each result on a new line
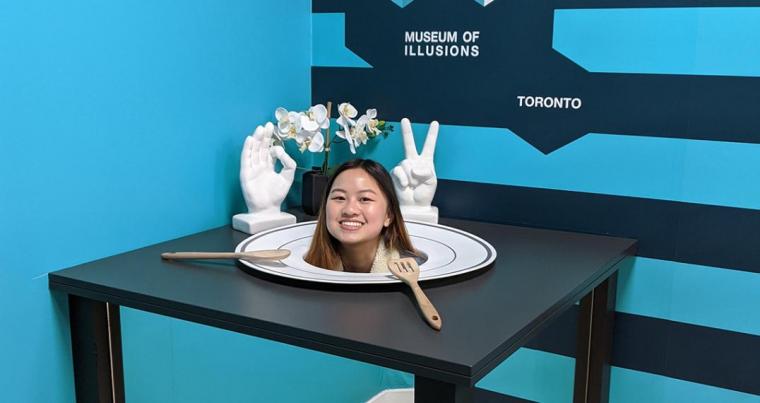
top-left (554, 8), bottom-right (760, 77)
top-left (0, 1), bottom-right (392, 402)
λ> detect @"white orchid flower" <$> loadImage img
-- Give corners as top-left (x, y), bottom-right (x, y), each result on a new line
top-left (308, 132), bottom-right (325, 152)
top-left (336, 102), bottom-right (359, 149)
top-left (288, 113), bottom-right (302, 138)
top-left (336, 102), bottom-right (357, 130)
top-left (299, 112), bottom-right (319, 133)
top-left (275, 107), bottom-right (289, 132)
top-left (355, 115), bottom-right (370, 145)
top-left (275, 108), bottom-right (302, 139)
top-left (300, 105), bottom-right (328, 132)
top-left (335, 125), bottom-right (355, 154)
top-left (366, 121), bottom-right (381, 136)
top-left (353, 127), bottom-right (368, 146)
top-left (338, 102), bottom-right (358, 119)
top-left (293, 110), bottom-right (326, 153)
top-left (272, 102), bottom-right (386, 157)
top-left (308, 104), bottom-right (330, 129)
top-left (339, 116), bottom-right (367, 154)
top-left (295, 126), bottom-right (310, 145)
top-left (296, 129), bottom-right (324, 153)
top-left (364, 109), bottom-right (381, 136)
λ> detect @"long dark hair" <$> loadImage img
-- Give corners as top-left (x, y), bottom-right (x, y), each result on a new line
top-left (304, 159), bottom-right (416, 271)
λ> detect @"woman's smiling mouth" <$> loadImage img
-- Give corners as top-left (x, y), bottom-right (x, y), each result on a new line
top-left (339, 220), bottom-right (364, 231)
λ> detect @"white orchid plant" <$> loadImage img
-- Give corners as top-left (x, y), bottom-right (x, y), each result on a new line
top-left (273, 102), bottom-right (393, 174)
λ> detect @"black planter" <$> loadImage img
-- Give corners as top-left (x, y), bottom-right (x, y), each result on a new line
top-left (301, 169), bottom-right (329, 216)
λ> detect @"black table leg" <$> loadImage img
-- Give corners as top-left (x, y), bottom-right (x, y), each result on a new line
top-left (415, 376), bottom-right (474, 403)
top-left (573, 272), bottom-right (617, 403)
top-left (69, 295), bottom-right (125, 403)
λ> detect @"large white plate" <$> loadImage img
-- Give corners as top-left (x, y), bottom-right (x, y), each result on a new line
top-left (235, 220), bottom-right (497, 284)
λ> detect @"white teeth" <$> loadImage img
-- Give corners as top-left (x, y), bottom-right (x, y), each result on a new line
top-left (341, 221), bottom-right (363, 227)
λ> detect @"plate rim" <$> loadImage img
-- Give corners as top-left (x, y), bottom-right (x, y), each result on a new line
top-left (235, 220), bottom-right (497, 284)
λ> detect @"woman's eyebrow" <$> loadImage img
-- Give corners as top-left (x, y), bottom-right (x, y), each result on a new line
top-left (330, 188), bottom-right (378, 194)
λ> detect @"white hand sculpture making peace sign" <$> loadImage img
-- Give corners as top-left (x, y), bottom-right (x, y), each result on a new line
top-left (392, 118), bottom-right (440, 222)
top-left (233, 122), bottom-right (298, 233)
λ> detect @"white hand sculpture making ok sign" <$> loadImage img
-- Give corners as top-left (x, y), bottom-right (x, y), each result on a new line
top-left (233, 122), bottom-right (298, 233)
top-left (391, 118), bottom-right (440, 223)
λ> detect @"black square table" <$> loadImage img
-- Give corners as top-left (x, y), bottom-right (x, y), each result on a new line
top-left (49, 217), bottom-right (636, 403)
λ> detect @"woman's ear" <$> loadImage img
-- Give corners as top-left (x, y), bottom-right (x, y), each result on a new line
top-left (384, 212), bottom-right (392, 228)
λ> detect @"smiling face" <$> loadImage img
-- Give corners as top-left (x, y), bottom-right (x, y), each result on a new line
top-left (325, 168), bottom-right (391, 250)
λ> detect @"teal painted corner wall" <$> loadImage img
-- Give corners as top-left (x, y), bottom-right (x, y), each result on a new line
top-left (120, 308), bottom-right (393, 403)
top-left (3, 1), bottom-right (758, 402)
top-left (0, 1), bottom-right (395, 402)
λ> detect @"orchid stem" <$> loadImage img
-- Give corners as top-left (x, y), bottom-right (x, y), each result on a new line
top-left (322, 101), bottom-right (332, 174)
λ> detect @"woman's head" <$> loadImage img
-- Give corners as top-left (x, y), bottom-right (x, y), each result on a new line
top-left (304, 159), bottom-right (415, 271)
top-left (324, 165), bottom-right (392, 247)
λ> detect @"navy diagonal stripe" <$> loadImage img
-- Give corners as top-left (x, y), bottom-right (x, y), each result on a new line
top-left (523, 306), bottom-right (760, 395)
top-left (434, 180), bottom-right (760, 274)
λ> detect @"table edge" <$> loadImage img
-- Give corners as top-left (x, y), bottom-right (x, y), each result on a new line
top-left (48, 274), bottom-right (475, 384)
top-left (469, 240), bottom-right (637, 382)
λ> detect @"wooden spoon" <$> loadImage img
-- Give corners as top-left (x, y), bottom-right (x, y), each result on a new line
top-left (161, 249), bottom-right (290, 262)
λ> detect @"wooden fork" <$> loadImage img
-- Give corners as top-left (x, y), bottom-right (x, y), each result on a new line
top-left (387, 257), bottom-right (442, 330)
top-left (161, 249), bottom-right (290, 262)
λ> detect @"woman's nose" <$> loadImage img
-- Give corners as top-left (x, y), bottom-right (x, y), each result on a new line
top-left (341, 199), bottom-right (360, 215)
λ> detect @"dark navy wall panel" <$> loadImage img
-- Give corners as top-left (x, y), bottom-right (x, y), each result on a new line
top-left (313, 0), bottom-right (760, 153)
top-left (312, 1), bottom-right (760, 400)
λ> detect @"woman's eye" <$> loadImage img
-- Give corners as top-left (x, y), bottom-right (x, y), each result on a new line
top-left (331, 196), bottom-right (345, 201)
top-left (360, 197), bottom-right (374, 203)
